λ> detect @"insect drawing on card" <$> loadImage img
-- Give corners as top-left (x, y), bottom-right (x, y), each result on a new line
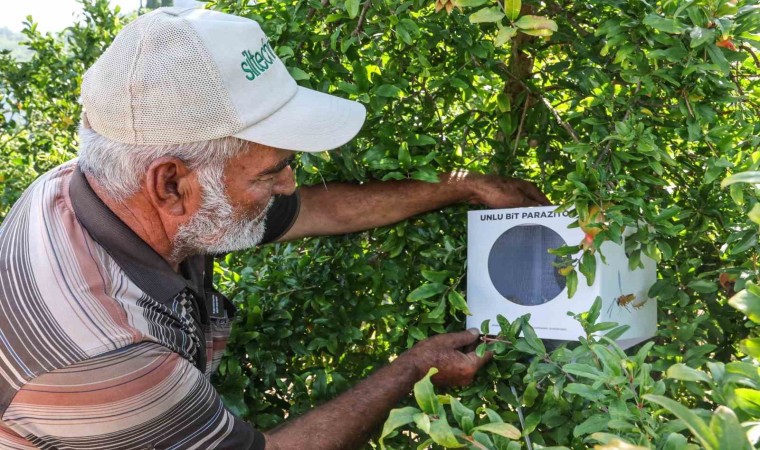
top-left (607, 271), bottom-right (648, 318)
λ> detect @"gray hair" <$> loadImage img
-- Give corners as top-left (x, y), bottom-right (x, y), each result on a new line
top-left (77, 126), bottom-right (248, 201)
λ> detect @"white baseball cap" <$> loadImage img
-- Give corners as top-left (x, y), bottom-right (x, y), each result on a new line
top-left (81, 7), bottom-right (366, 152)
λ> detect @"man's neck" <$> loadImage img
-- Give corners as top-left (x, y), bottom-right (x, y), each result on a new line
top-left (84, 173), bottom-right (180, 270)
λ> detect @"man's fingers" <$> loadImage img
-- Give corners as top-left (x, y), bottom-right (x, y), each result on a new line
top-left (439, 328), bottom-right (481, 349)
top-left (518, 182), bottom-right (551, 205)
top-left (468, 350), bottom-right (493, 369)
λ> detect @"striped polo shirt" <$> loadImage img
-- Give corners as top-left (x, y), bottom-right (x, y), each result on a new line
top-left (0, 161), bottom-right (299, 449)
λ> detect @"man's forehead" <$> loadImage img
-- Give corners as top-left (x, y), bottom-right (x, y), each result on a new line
top-left (226, 141), bottom-right (294, 175)
top-left (243, 141), bottom-right (293, 159)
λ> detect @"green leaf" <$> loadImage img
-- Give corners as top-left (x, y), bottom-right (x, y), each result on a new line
top-left (587, 297), bottom-right (602, 326)
top-left (688, 279), bottom-right (718, 293)
top-left (495, 26), bottom-right (517, 46)
top-left (287, 67), bottom-right (311, 81)
top-left (710, 406), bottom-right (752, 450)
top-left (523, 381), bottom-right (538, 407)
top-left (748, 204), bottom-right (760, 225)
top-left (457, 0), bottom-right (489, 6)
top-left (345, 0), bottom-right (360, 19)
top-left (375, 84), bottom-right (403, 97)
top-left (469, 7), bottom-right (505, 24)
top-left (411, 167), bottom-right (440, 183)
top-left (567, 269), bottom-right (578, 298)
top-left (564, 383), bottom-right (606, 401)
top-left (563, 363), bottom-right (603, 380)
top-left (579, 251), bottom-right (596, 286)
top-left (450, 397), bottom-right (475, 432)
top-left (643, 14), bottom-right (687, 34)
top-left (666, 363), bottom-right (712, 383)
top-left (427, 298), bottom-right (447, 320)
top-left (519, 28), bottom-right (555, 37)
top-left (514, 15), bottom-right (558, 32)
top-left (407, 134), bottom-right (437, 146)
top-left (429, 413), bottom-right (464, 447)
top-left (730, 183), bottom-right (745, 206)
top-left (407, 283), bottom-right (447, 302)
top-left (690, 27), bottom-right (716, 48)
top-left (421, 270), bottom-right (451, 283)
top-left (398, 143), bottom-right (411, 167)
top-left (480, 319), bottom-right (491, 335)
top-left (728, 287), bottom-right (760, 323)
top-left (496, 92), bottom-right (511, 112)
top-left (414, 368), bottom-right (440, 414)
top-left (521, 322), bottom-right (546, 355)
top-left (706, 44), bottom-right (730, 75)
top-left (448, 290), bottom-right (471, 315)
top-left (740, 337), bottom-right (760, 359)
top-left (574, 415), bottom-right (610, 437)
top-left (414, 412), bottom-right (431, 434)
top-left (722, 171), bottom-right (760, 188)
top-left (644, 394), bottom-right (719, 450)
top-left (504, 0), bottom-right (521, 21)
top-left (735, 389), bottom-right (760, 416)
top-left (471, 422), bottom-right (521, 440)
top-left (380, 406), bottom-right (421, 448)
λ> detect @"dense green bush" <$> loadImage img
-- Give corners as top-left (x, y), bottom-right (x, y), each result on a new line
top-left (1, 0), bottom-right (760, 448)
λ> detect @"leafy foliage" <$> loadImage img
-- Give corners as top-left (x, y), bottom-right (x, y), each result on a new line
top-left (1, 0), bottom-right (760, 448)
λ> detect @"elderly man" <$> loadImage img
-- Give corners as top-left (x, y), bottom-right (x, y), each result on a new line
top-left (0, 7), bottom-right (548, 450)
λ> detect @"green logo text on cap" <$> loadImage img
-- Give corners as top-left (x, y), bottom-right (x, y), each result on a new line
top-left (241, 39), bottom-right (277, 81)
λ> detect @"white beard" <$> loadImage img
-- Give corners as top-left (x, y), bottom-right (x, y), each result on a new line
top-left (172, 166), bottom-right (273, 260)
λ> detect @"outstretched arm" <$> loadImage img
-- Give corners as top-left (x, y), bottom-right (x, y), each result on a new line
top-left (264, 329), bottom-right (490, 450)
top-left (279, 171), bottom-right (550, 241)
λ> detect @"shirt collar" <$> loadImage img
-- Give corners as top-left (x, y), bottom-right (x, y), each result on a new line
top-left (69, 165), bottom-right (203, 303)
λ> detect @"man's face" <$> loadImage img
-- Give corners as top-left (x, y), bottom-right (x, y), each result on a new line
top-left (172, 143), bottom-right (296, 258)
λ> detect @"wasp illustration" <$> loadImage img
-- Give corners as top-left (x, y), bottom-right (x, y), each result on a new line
top-left (607, 271), bottom-right (648, 317)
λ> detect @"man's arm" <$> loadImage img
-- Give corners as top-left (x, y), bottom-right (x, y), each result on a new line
top-left (280, 171), bottom-right (550, 241)
top-left (265, 329), bottom-right (489, 450)
top-left (3, 330), bottom-right (487, 449)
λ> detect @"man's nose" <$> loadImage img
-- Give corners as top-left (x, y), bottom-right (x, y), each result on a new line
top-left (272, 166), bottom-right (297, 196)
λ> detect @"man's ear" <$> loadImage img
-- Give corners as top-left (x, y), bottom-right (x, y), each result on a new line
top-left (144, 157), bottom-right (197, 218)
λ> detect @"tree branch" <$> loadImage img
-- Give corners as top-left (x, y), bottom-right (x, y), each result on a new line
top-left (513, 94), bottom-right (530, 157)
top-left (352, 0), bottom-right (372, 37)
top-left (540, 96), bottom-right (579, 143)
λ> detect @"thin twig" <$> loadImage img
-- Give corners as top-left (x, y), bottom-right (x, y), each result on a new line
top-left (731, 71), bottom-right (745, 96)
top-left (510, 385), bottom-right (534, 450)
top-left (683, 91), bottom-right (695, 118)
top-left (305, 0), bottom-right (329, 21)
top-left (0, 128), bottom-right (25, 151)
top-left (740, 44), bottom-right (760, 68)
top-left (352, 0), bottom-right (372, 37)
top-left (494, 62), bottom-right (582, 144)
top-left (540, 96), bottom-right (579, 143)
top-left (513, 94), bottom-right (530, 157)
top-left (296, 0), bottom-right (330, 62)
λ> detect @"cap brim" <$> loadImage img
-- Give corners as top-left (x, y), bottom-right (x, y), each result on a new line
top-left (234, 86), bottom-right (366, 152)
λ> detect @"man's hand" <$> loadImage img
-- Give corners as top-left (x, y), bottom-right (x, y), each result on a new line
top-left (448, 171), bottom-right (551, 208)
top-left (399, 329), bottom-right (492, 387)
top-left (264, 329), bottom-right (493, 449)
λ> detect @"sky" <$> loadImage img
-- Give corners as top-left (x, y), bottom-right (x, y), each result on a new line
top-left (0, 0), bottom-right (200, 33)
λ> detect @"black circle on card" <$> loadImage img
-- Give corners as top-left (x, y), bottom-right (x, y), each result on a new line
top-left (487, 224), bottom-right (567, 306)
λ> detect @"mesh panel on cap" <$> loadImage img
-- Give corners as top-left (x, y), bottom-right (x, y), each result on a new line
top-left (82, 11), bottom-right (242, 145)
top-left (81, 15), bottom-right (149, 143)
top-left (132, 15), bottom-right (242, 144)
